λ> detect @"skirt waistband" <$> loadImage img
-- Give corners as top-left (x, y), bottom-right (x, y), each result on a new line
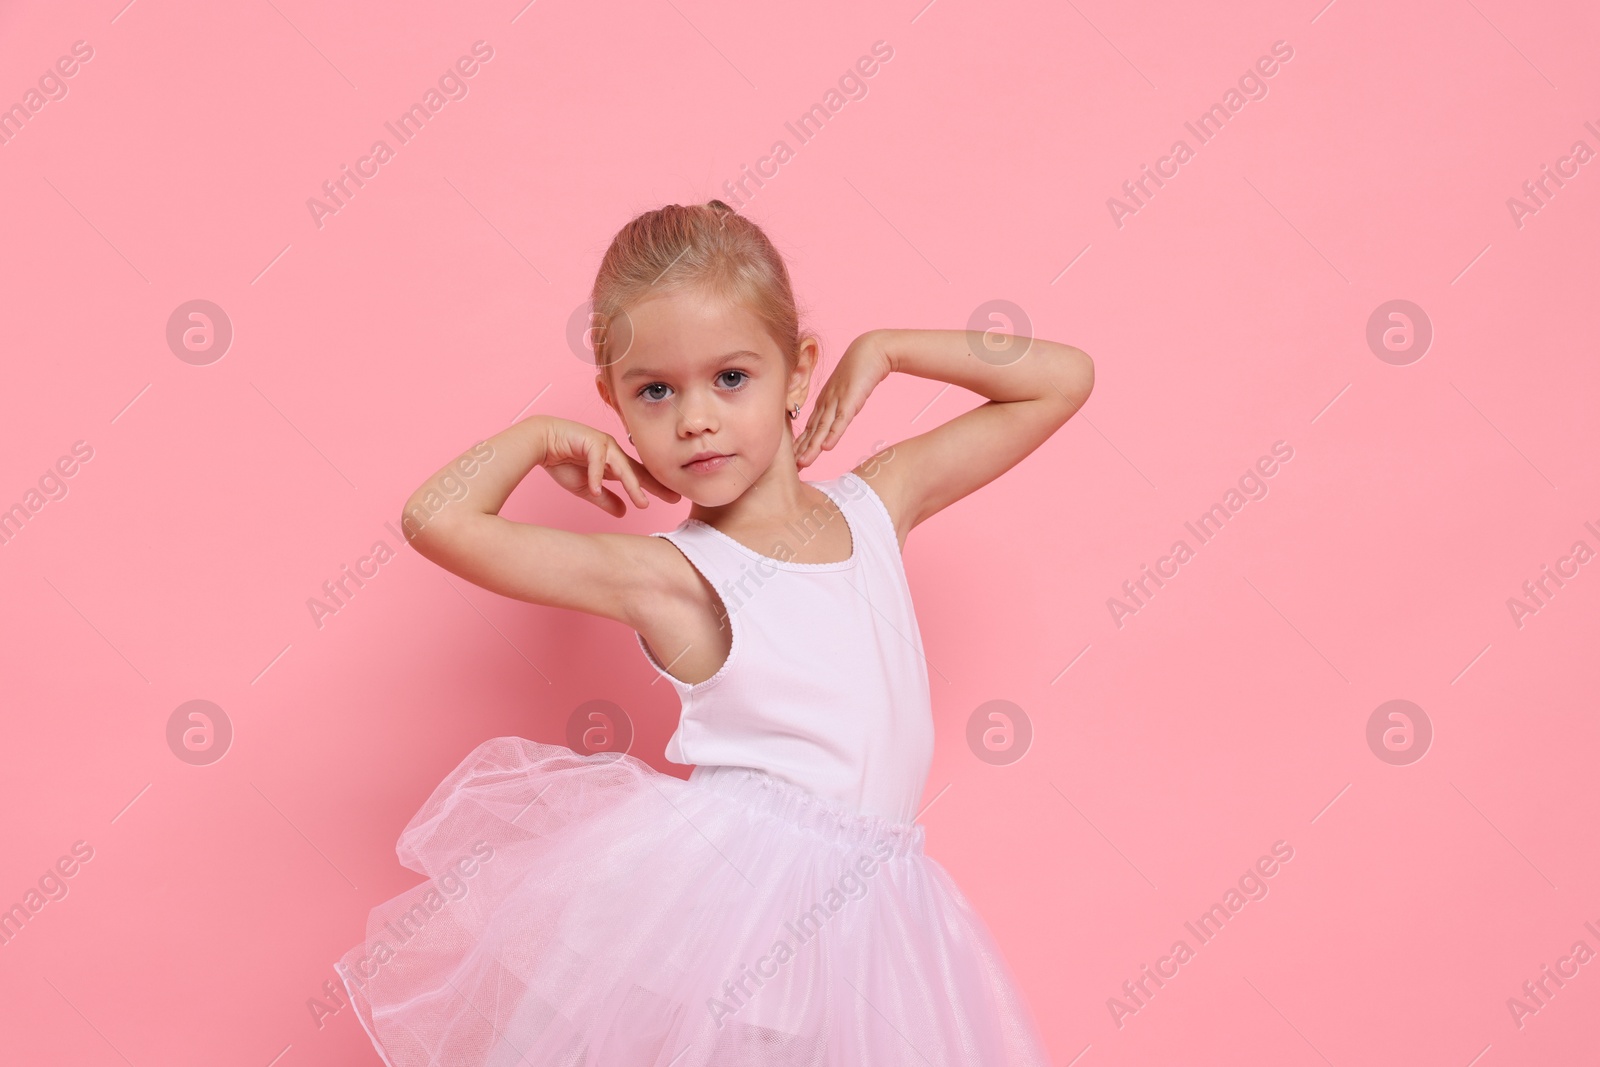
top-left (689, 764), bottom-right (926, 859)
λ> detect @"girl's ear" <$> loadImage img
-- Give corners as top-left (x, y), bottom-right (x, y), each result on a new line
top-left (593, 374), bottom-right (630, 439)
top-left (789, 334), bottom-right (822, 396)
top-left (798, 332), bottom-right (822, 371)
top-left (594, 372), bottom-right (617, 411)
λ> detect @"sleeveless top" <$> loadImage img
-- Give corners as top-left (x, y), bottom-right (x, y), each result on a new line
top-left (634, 471), bottom-right (936, 824)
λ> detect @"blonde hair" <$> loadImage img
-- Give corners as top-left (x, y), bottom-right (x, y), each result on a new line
top-left (590, 200), bottom-right (814, 391)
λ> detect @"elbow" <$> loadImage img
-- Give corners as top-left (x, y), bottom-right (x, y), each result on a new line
top-left (1044, 345), bottom-right (1094, 413)
top-left (398, 495), bottom-right (452, 554)
top-left (1070, 346), bottom-right (1093, 388)
top-left (396, 503), bottom-right (428, 554)
top-left (1068, 343), bottom-right (1094, 377)
top-left (400, 483), bottom-right (493, 558)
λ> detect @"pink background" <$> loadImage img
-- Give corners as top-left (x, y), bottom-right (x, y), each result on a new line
top-left (3, 0), bottom-right (1598, 1063)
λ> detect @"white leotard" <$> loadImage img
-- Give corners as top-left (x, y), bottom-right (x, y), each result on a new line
top-left (636, 471), bottom-right (936, 824)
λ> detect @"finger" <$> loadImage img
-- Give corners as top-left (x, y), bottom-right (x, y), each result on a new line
top-left (631, 456), bottom-right (681, 501)
top-left (586, 486), bottom-right (624, 516)
top-left (808, 410), bottom-right (833, 457)
top-left (798, 411), bottom-right (819, 464)
top-left (806, 398), bottom-right (840, 462)
top-left (802, 395), bottom-right (828, 444)
top-left (602, 445), bottom-right (643, 509)
top-left (821, 397), bottom-right (853, 448)
top-left (613, 450), bottom-right (648, 508)
top-left (798, 407), bottom-right (821, 454)
top-left (620, 462), bottom-right (647, 508)
top-left (800, 422), bottom-right (822, 466)
top-left (798, 400), bottom-right (826, 458)
top-left (587, 442), bottom-right (605, 498)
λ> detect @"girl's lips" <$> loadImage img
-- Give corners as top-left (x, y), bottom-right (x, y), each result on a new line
top-left (684, 454), bottom-right (732, 473)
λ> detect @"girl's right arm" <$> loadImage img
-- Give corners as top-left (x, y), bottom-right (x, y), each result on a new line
top-left (398, 415), bottom-right (683, 626)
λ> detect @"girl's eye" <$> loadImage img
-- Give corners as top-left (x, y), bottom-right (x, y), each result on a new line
top-left (637, 371), bottom-right (747, 403)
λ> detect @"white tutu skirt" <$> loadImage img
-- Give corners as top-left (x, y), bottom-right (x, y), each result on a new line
top-left (335, 737), bottom-right (1052, 1065)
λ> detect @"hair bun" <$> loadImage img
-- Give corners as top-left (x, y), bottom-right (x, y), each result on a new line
top-left (706, 199), bottom-right (734, 213)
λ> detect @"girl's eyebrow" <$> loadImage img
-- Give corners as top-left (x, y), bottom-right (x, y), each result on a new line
top-left (619, 349), bottom-right (763, 383)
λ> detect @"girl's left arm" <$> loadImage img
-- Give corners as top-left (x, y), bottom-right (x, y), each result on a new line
top-left (795, 328), bottom-right (1093, 545)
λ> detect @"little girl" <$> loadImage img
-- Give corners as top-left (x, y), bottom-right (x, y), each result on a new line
top-left (336, 200), bottom-right (1093, 1065)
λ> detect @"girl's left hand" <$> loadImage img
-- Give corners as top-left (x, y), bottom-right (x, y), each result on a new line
top-left (794, 332), bottom-right (893, 469)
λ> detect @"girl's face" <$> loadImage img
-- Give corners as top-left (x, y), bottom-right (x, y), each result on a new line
top-left (595, 287), bottom-right (814, 506)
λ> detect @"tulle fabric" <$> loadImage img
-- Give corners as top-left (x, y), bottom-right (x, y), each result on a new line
top-left (335, 737), bottom-right (1052, 1065)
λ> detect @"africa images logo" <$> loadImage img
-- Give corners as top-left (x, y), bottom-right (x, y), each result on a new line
top-left (706, 838), bottom-right (897, 1028)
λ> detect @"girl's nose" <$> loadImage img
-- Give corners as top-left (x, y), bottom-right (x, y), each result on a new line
top-left (676, 394), bottom-right (715, 435)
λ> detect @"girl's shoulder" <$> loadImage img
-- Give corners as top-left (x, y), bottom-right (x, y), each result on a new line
top-left (838, 466), bottom-right (909, 556)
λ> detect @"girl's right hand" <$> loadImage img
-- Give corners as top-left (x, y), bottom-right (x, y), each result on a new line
top-left (537, 417), bottom-right (681, 517)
